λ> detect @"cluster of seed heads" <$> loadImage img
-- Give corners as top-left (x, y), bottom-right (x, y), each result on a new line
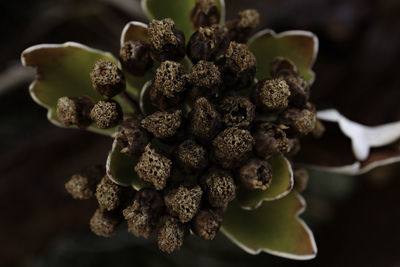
top-left (62, 0), bottom-right (323, 254)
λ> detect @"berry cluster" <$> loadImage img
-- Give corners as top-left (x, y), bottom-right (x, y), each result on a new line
top-left (63, 0), bottom-right (322, 254)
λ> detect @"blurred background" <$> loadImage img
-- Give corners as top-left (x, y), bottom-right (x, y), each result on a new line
top-left (1, 0), bottom-right (400, 266)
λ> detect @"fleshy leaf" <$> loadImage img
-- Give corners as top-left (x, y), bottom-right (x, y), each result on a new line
top-left (237, 155), bottom-right (293, 209)
top-left (297, 109), bottom-right (400, 175)
top-left (21, 42), bottom-right (133, 136)
top-left (221, 192), bottom-right (317, 260)
top-left (139, 80), bottom-right (158, 116)
top-left (248, 30), bottom-right (318, 83)
top-left (141, 0), bottom-right (225, 40)
top-left (106, 139), bottom-right (148, 189)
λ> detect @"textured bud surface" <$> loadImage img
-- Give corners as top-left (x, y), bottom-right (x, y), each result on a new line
top-left (157, 216), bottom-right (185, 254)
top-left (201, 168), bottom-right (236, 207)
top-left (90, 209), bottom-right (120, 237)
top-left (255, 78), bottom-right (291, 111)
top-left (141, 110), bottom-right (182, 138)
top-left (116, 118), bottom-right (150, 157)
top-left (65, 165), bottom-right (104, 200)
top-left (238, 158), bottom-right (273, 191)
top-left (90, 59), bottom-right (125, 98)
top-left (219, 96), bottom-right (255, 127)
top-left (192, 209), bottom-right (223, 240)
top-left (90, 100), bottom-right (122, 129)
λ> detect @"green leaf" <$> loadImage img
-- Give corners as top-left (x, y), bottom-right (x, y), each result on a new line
top-left (237, 155), bottom-right (293, 209)
top-left (120, 21), bottom-right (155, 98)
top-left (141, 0), bottom-right (226, 41)
top-left (221, 192), bottom-right (317, 260)
top-left (106, 139), bottom-right (148, 190)
top-left (248, 30), bottom-right (318, 83)
top-left (21, 42), bottom-right (133, 136)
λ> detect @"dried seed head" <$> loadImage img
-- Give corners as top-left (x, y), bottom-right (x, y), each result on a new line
top-left (187, 24), bottom-right (229, 63)
top-left (293, 168), bottom-right (309, 192)
top-left (56, 96), bottom-right (93, 128)
top-left (219, 96), bottom-right (255, 127)
top-left (123, 188), bottom-right (164, 238)
top-left (190, 97), bottom-right (222, 143)
top-left (270, 57), bottom-right (299, 78)
top-left (280, 107), bottom-right (317, 136)
top-left (175, 139), bottom-right (208, 174)
top-left (134, 144), bottom-right (172, 190)
top-left (190, 0), bottom-right (220, 29)
top-left (89, 209), bottom-right (120, 237)
top-left (219, 42), bottom-right (256, 89)
top-left (90, 100), bottom-right (123, 129)
top-left (189, 60), bottom-right (221, 88)
top-left (120, 40), bottom-right (153, 76)
top-left (238, 158), bottom-right (272, 191)
top-left (65, 165), bottom-right (104, 200)
top-left (164, 185), bottom-right (203, 223)
top-left (147, 19), bottom-right (185, 62)
top-left (191, 209), bottom-right (223, 240)
top-left (312, 119), bottom-right (325, 138)
top-left (141, 110), bottom-right (182, 139)
top-left (150, 61), bottom-right (186, 109)
top-left (254, 78), bottom-right (291, 111)
top-left (254, 123), bottom-right (290, 159)
top-left (226, 9), bottom-right (260, 43)
top-left (116, 118), bottom-right (150, 157)
top-left (201, 168), bottom-right (236, 208)
top-left (157, 216), bottom-right (185, 254)
top-left (285, 75), bottom-right (310, 108)
top-left (96, 175), bottom-right (128, 211)
top-left (90, 59), bottom-right (125, 98)
top-left (212, 127), bottom-right (254, 169)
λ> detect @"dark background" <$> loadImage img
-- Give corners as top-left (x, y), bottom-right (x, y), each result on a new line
top-left (1, 0), bottom-right (400, 266)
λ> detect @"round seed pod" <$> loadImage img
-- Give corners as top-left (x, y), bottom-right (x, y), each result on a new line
top-left (253, 123), bottom-right (290, 159)
top-left (218, 41), bottom-right (256, 90)
top-left (90, 100), bottom-right (123, 129)
top-left (187, 60), bottom-right (222, 100)
top-left (190, 97), bottom-right (222, 143)
top-left (157, 216), bottom-right (185, 254)
top-left (238, 158), bottom-right (273, 191)
top-left (254, 78), bottom-right (291, 112)
top-left (200, 168), bottom-right (236, 208)
top-left (226, 9), bottom-right (260, 43)
top-left (115, 118), bottom-right (150, 157)
top-left (56, 96), bottom-right (93, 128)
top-left (95, 175), bottom-right (129, 211)
top-left (174, 139), bottom-right (208, 174)
top-left (141, 110), bottom-right (182, 139)
top-left (218, 96), bottom-right (255, 128)
top-left (150, 61), bottom-right (187, 110)
top-left (90, 59), bottom-right (125, 98)
top-left (191, 208), bottom-right (223, 240)
top-left (270, 57), bottom-right (299, 78)
top-left (134, 144), bottom-right (172, 190)
top-left (89, 209), bottom-right (121, 237)
top-left (164, 185), bottom-right (203, 223)
top-left (187, 24), bottom-right (229, 63)
top-left (212, 127), bottom-right (254, 169)
top-left (280, 107), bottom-right (317, 136)
top-left (65, 165), bottom-right (104, 200)
top-left (120, 40), bottom-right (153, 76)
top-left (190, 0), bottom-right (220, 29)
top-left (147, 19), bottom-right (185, 62)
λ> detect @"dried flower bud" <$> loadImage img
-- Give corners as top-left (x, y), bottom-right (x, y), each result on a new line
top-left (219, 42), bottom-right (256, 90)
top-left (56, 96), bottom-right (93, 128)
top-left (134, 144), bottom-right (172, 190)
top-left (219, 96), bottom-right (255, 128)
top-left (190, 0), bottom-right (220, 29)
top-left (157, 216), bottom-right (185, 254)
top-left (65, 165), bottom-right (104, 200)
top-left (96, 175), bottom-right (128, 211)
top-left (116, 118), bottom-right (150, 157)
top-left (201, 168), bottom-right (236, 207)
top-left (89, 209), bottom-right (121, 237)
top-left (187, 25), bottom-right (229, 63)
top-left (212, 127), bottom-right (254, 169)
top-left (187, 60), bottom-right (222, 100)
top-left (120, 40), bottom-right (153, 76)
top-left (175, 139), bottom-right (208, 174)
top-left (238, 158), bottom-right (272, 190)
top-left (191, 209), bottom-right (223, 240)
top-left (190, 97), bottom-right (222, 143)
top-left (293, 168), bottom-right (309, 192)
top-left (280, 107), bottom-right (317, 136)
top-left (285, 138), bottom-right (301, 157)
top-left (253, 123), bottom-right (290, 159)
top-left (90, 59), bottom-right (125, 98)
top-left (90, 100), bottom-right (123, 129)
top-left (270, 57), bottom-right (299, 78)
top-left (285, 75), bottom-right (310, 108)
top-left (312, 120), bottom-right (325, 138)
top-left (254, 78), bottom-right (291, 111)
top-left (141, 110), bottom-right (182, 139)
top-left (147, 19), bottom-right (185, 62)
top-left (226, 9), bottom-right (260, 43)
top-left (150, 61), bottom-right (186, 110)
top-left (164, 185), bottom-right (203, 223)
top-left (123, 188), bottom-right (164, 238)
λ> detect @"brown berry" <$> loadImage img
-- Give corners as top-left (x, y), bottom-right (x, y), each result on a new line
top-left (253, 123), bottom-right (290, 159)
top-left (191, 209), bottom-right (223, 240)
top-left (238, 158), bottom-right (272, 191)
top-left (201, 168), bottom-right (236, 208)
top-left (115, 118), bottom-right (150, 157)
top-left (219, 96), bottom-right (255, 128)
top-left (120, 40), bottom-right (153, 76)
top-left (95, 175), bottom-right (129, 211)
top-left (175, 139), bottom-right (208, 174)
top-left (90, 59), bottom-right (125, 98)
top-left (190, 0), bottom-right (220, 29)
top-left (226, 9), bottom-right (260, 43)
top-left (56, 96), bottom-right (93, 128)
top-left (254, 78), bottom-right (291, 111)
top-left (89, 209), bottom-right (121, 237)
top-left (90, 100), bottom-right (123, 129)
top-left (157, 216), bottom-right (185, 254)
top-left (65, 165), bottom-right (104, 200)
top-left (190, 97), bottom-right (222, 143)
top-left (141, 110), bottom-right (182, 139)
